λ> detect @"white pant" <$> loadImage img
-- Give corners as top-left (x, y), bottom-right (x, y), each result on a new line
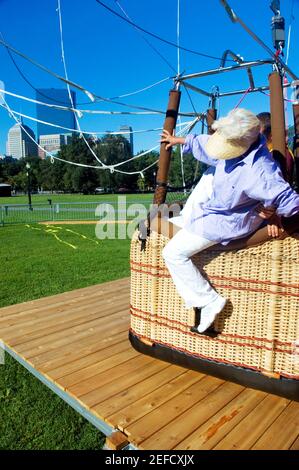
top-left (162, 228), bottom-right (219, 309)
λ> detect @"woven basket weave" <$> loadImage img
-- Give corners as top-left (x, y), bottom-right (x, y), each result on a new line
top-left (130, 229), bottom-right (299, 380)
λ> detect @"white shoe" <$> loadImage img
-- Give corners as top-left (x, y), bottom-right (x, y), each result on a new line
top-left (197, 295), bottom-right (227, 333)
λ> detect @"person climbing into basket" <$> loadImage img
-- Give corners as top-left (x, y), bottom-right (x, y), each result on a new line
top-left (160, 108), bottom-right (299, 334)
top-left (170, 111), bottom-right (288, 239)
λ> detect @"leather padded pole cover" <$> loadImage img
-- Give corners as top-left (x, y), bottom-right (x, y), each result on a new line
top-left (206, 108), bottom-right (217, 135)
top-left (293, 104), bottom-right (299, 190)
top-left (269, 72), bottom-right (286, 169)
top-left (153, 90), bottom-right (181, 205)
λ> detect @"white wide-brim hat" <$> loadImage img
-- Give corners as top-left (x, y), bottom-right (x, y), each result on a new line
top-left (205, 108), bottom-right (261, 160)
top-left (205, 131), bottom-right (256, 160)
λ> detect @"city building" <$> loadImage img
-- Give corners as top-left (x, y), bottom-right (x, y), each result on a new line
top-left (38, 134), bottom-right (72, 159)
top-left (36, 88), bottom-right (76, 137)
top-left (119, 125), bottom-right (133, 154)
top-left (6, 122), bottom-right (37, 159)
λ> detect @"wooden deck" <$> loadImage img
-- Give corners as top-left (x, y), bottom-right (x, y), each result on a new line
top-left (0, 277), bottom-right (298, 450)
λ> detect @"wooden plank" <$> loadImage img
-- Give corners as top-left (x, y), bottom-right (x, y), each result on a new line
top-left (105, 431), bottom-right (129, 450)
top-left (251, 401), bottom-right (299, 450)
top-left (69, 355), bottom-right (156, 397)
top-left (58, 348), bottom-right (139, 388)
top-left (16, 310), bottom-right (128, 357)
top-left (212, 393), bottom-right (289, 450)
top-left (13, 313), bottom-right (127, 359)
top-left (11, 327), bottom-right (128, 376)
top-left (0, 283), bottom-right (129, 329)
top-left (0, 287), bottom-right (129, 333)
top-left (104, 369), bottom-right (203, 429)
top-left (175, 389), bottom-right (268, 450)
top-left (123, 375), bottom-right (224, 447)
top-left (32, 323), bottom-right (128, 369)
top-left (0, 277), bottom-right (129, 317)
top-left (139, 381), bottom-right (244, 450)
top-left (3, 296), bottom-right (128, 347)
top-left (48, 338), bottom-right (130, 380)
top-left (290, 436), bottom-right (299, 450)
top-left (78, 360), bottom-right (169, 409)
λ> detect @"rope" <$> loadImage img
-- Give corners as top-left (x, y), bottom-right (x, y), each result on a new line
top-left (177, 0), bottom-right (181, 77)
top-left (111, 118), bottom-right (200, 169)
top-left (167, 174), bottom-right (202, 192)
top-left (259, 89), bottom-right (297, 104)
top-left (2, 96), bottom-right (154, 173)
top-left (0, 106), bottom-right (194, 136)
top-left (233, 87), bottom-right (251, 109)
top-left (109, 76), bottom-right (171, 100)
top-left (0, 87), bottom-right (157, 115)
top-left (57, 0), bottom-right (105, 167)
top-left (0, 87), bottom-right (196, 117)
top-left (2, 97), bottom-right (197, 174)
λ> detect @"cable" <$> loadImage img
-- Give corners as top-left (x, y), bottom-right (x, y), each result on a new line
top-left (1, 30), bottom-right (171, 106)
top-left (181, 83), bottom-right (200, 117)
top-left (114, 1), bottom-right (177, 74)
top-left (176, 0), bottom-right (186, 193)
top-left (219, 0), bottom-right (298, 81)
top-left (0, 31), bottom-right (75, 106)
top-left (95, 0), bottom-right (235, 62)
top-left (286, 0), bottom-right (295, 65)
top-left (0, 36), bottom-right (179, 114)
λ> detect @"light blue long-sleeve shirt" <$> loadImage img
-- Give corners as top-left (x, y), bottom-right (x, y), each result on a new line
top-left (183, 134), bottom-right (299, 245)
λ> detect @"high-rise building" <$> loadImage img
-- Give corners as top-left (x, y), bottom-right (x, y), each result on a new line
top-left (119, 125), bottom-right (133, 154)
top-left (36, 88), bottom-right (76, 137)
top-left (38, 134), bottom-right (72, 159)
top-left (6, 123), bottom-right (37, 159)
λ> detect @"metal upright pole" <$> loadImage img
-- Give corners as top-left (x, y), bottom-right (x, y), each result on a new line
top-left (292, 103), bottom-right (299, 190)
top-left (153, 89), bottom-right (181, 205)
top-left (269, 72), bottom-right (286, 175)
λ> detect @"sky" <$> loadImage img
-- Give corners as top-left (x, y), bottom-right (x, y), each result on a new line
top-left (0, 0), bottom-right (298, 166)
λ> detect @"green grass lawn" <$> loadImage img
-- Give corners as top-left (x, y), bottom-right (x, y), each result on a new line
top-left (0, 192), bottom-right (154, 205)
top-left (0, 223), bottom-right (131, 449)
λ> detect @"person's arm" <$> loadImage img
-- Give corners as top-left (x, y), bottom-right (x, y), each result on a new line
top-left (160, 130), bottom-right (218, 166)
top-left (255, 204), bottom-right (283, 238)
top-left (160, 129), bottom-right (185, 149)
top-left (244, 157), bottom-right (299, 218)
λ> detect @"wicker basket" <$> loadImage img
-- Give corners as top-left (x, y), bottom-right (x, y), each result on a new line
top-left (130, 228), bottom-right (299, 395)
